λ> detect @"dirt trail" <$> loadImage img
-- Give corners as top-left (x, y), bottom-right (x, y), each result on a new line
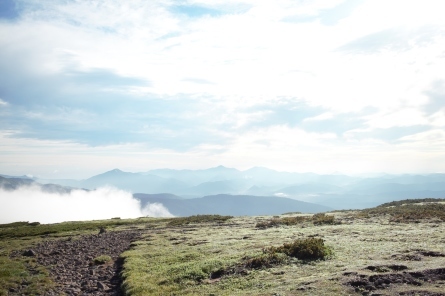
top-left (12, 229), bottom-right (142, 295)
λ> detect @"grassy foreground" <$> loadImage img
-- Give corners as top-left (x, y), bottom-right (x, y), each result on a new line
top-left (1, 200), bottom-right (445, 295)
top-left (120, 211), bottom-right (445, 295)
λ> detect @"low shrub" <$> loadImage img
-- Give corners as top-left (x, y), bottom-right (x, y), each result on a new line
top-left (265, 238), bottom-right (331, 260)
top-left (281, 216), bottom-right (309, 225)
top-left (312, 213), bottom-right (336, 225)
top-left (255, 218), bottom-right (282, 229)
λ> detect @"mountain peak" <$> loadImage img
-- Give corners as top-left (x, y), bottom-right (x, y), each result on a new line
top-left (97, 168), bottom-right (126, 176)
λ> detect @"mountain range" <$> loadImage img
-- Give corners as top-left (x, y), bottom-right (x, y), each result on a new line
top-left (3, 166), bottom-right (445, 212)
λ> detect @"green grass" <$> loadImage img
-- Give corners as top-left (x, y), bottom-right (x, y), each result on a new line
top-left (0, 238), bottom-right (54, 296)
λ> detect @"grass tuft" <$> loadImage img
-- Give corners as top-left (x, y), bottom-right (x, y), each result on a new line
top-left (93, 255), bottom-right (112, 265)
top-left (243, 252), bottom-right (288, 269)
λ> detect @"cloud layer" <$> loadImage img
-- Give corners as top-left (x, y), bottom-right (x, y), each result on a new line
top-left (0, 186), bottom-right (173, 224)
top-left (1, 0), bottom-right (445, 177)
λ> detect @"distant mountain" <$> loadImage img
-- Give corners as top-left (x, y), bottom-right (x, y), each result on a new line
top-left (21, 167), bottom-right (445, 210)
top-left (0, 176), bottom-right (76, 194)
top-left (277, 183), bottom-right (344, 195)
top-left (0, 174), bottom-right (34, 180)
top-left (81, 169), bottom-right (189, 193)
top-left (147, 165), bottom-right (243, 186)
top-left (0, 176), bottom-right (34, 190)
top-left (134, 193), bottom-right (332, 216)
top-left (134, 193), bottom-right (183, 201)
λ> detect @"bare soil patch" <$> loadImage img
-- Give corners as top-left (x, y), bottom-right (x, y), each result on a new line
top-left (11, 230), bottom-right (142, 295)
top-left (345, 267), bottom-right (445, 295)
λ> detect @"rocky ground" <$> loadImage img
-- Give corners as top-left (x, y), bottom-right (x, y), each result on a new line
top-left (11, 229), bottom-right (142, 295)
top-left (344, 261), bottom-right (445, 295)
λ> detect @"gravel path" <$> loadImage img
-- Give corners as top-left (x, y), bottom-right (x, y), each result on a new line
top-left (12, 229), bottom-right (142, 295)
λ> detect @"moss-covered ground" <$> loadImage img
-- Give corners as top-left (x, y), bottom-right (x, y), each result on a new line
top-left (2, 201), bottom-right (445, 295)
top-left (120, 212), bottom-right (445, 295)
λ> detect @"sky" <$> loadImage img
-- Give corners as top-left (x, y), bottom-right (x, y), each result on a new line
top-left (1, 0), bottom-right (445, 179)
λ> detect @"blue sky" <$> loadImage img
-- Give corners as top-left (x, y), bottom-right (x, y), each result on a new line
top-left (1, 0), bottom-right (445, 178)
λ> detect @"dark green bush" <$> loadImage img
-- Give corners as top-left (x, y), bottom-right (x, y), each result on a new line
top-left (266, 238), bottom-right (331, 260)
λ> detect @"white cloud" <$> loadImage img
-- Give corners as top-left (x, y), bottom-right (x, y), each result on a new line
top-left (366, 108), bottom-right (429, 129)
top-left (0, 98), bottom-right (8, 106)
top-left (1, 0), bottom-right (445, 175)
top-left (0, 185), bottom-right (174, 224)
top-left (303, 112), bottom-right (334, 122)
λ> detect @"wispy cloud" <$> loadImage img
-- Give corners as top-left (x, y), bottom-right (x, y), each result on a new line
top-left (0, 98), bottom-right (8, 106)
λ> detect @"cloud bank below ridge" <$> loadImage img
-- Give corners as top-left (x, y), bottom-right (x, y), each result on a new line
top-left (0, 186), bottom-right (173, 224)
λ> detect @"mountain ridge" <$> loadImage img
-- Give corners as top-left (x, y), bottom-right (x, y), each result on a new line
top-left (5, 166), bottom-right (445, 210)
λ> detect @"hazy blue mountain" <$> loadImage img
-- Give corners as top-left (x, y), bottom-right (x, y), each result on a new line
top-left (134, 193), bottom-right (332, 216)
top-left (186, 179), bottom-right (254, 196)
top-left (0, 176), bottom-right (34, 190)
top-left (307, 190), bottom-right (445, 210)
top-left (82, 169), bottom-right (188, 193)
top-left (0, 174), bottom-right (34, 180)
top-left (276, 183), bottom-right (344, 195)
top-left (35, 178), bottom-right (82, 188)
top-left (347, 182), bottom-right (445, 194)
top-left (147, 165), bottom-right (243, 186)
top-left (348, 174), bottom-right (445, 188)
top-left (13, 166), bottom-right (445, 210)
top-left (133, 193), bottom-right (183, 202)
top-left (0, 176), bottom-right (77, 194)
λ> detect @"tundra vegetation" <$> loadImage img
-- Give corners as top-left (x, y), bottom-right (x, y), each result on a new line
top-left (1, 200), bottom-right (445, 295)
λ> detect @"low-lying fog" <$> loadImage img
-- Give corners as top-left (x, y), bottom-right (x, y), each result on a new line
top-left (0, 186), bottom-right (173, 224)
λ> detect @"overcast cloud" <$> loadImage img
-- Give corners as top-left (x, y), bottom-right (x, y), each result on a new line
top-left (1, 0), bottom-right (445, 178)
